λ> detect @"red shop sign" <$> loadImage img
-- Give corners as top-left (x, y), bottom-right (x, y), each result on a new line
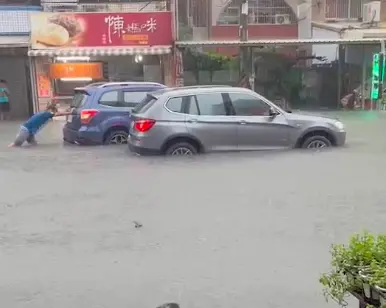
top-left (30, 11), bottom-right (173, 48)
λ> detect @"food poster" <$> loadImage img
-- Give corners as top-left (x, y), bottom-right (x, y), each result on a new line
top-left (29, 12), bottom-right (173, 49)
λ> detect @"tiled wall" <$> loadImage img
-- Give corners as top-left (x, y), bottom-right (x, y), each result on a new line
top-left (0, 6), bottom-right (41, 35)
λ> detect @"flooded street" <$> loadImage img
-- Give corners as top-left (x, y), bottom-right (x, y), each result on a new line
top-left (0, 113), bottom-right (385, 308)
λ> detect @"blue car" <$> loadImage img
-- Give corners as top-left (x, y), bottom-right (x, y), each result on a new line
top-left (63, 82), bottom-right (166, 145)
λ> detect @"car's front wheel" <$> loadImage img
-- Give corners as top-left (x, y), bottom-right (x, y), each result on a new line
top-left (104, 130), bottom-right (128, 145)
top-left (165, 142), bottom-right (198, 156)
top-left (301, 135), bottom-right (332, 149)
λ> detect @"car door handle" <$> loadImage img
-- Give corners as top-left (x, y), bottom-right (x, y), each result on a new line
top-left (187, 119), bottom-right (198, 123)
top-left (239, 120), bottom-right (247, 125)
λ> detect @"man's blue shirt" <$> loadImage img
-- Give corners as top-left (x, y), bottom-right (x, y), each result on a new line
top-left (23, 111), bottom-right (54, 135)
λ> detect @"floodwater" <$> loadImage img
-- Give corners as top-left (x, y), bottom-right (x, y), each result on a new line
top-left (0, 113), bottom-right (384, 308)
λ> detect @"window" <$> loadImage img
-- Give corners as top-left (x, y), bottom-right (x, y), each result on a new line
top-left (325, 0), bottom-right (362, 20)
top-left (166, 97), bottom-right (184, 113)
top-left (228, 93), bottom-right (270, 116)
top-left (132, 94), bottom-right (157, 114)
top-left (99, 90), bottom-right (119, 107)
top-left (71, 91), bottom-right (88, 108)
top-left (123, 91), bottom-right (147, 108)
top-left (217, 0), bottom-right (296, 25)
top-left (194, 93), bottom-right (226, 116)
top-left (187, 98), bottom-right (199, 115)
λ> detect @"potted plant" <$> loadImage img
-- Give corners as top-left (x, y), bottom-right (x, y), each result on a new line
top-left (368, 235), bottom-right (386, 304)
top-left (359, 267), bottom-right (374, 299)
top-left (369, 262), bottom-right (386, 306)
top-left (320, 231), bottom-right (380, 306)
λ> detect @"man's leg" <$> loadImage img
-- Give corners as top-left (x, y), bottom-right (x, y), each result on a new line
top-left (9, 127), bottom-right (29, 147)
top-left (26, 134), bottom-right (37, 145)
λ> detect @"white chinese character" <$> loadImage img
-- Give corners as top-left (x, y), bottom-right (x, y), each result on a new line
top-left (105, 15), bottom-right (125, 43)
top-left (143, 18), bottom-right (157, 32)
top-left (127, 23), bottom-right (141, 33)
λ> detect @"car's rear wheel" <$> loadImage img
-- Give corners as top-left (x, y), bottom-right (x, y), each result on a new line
top-left (301, 135), bottom-right (332, 149)
top-left (104, 130), bottom-right (128, 145)
top-left (165, 142), bottom-right (198, 156)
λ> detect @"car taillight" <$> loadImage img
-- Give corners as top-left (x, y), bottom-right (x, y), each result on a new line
top-left (134, 118), bottom-right (156, 132)
top-left (80, 109), bottom-right (99, 124)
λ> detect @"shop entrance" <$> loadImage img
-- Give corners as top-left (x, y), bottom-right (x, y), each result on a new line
top-left (28, 47), bottom-right (172, 112)
top-left (0, 48), bottom-right (32, 119)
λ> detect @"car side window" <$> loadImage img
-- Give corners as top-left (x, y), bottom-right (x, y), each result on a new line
top-left (166, 97), bottom-right (184, 113)
top-left (228, 93), bottom-right (270, 116)
top-left (123, 91), bottom-right (147, 108)
top-left (99, 90), bottom-right (120, 107)
top-left (194, 93), bottom-right (226, 116)
top-left (187, 97), bottom-right (199, 115)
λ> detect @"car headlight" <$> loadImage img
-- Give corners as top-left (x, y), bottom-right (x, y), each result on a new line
top-left (334, 121), bottom-right (345, 131)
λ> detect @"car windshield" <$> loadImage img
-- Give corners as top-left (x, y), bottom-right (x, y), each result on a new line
top-left (132, 94), bottom-right (157, 114)
top-left (71, 91), bottom-right (88, 108)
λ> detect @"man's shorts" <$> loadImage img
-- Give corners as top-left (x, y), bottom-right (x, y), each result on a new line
top-left (13, 126), bottom-right (36, 146)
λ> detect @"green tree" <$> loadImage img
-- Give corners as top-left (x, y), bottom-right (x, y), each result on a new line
top-left (183, 48), bottom-right (233, 83)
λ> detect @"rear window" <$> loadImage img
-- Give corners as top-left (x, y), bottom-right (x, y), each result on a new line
top-left (123, 91), bottom-right (147, 108)
top-left (71, 91), bottom-right (88, 108)
top-left (132, 94), bottom-right (157, 114)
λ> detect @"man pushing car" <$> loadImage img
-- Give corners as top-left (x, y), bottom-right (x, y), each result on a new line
top-left (8, 101), bottom-right (71, 147)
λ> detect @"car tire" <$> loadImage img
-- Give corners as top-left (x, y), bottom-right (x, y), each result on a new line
top-left (104, 130), bottom-right (129, 145)
top-left (165, 142), bottom-right (198, 156)
top-left (301, 135), bottom-right (332, 149)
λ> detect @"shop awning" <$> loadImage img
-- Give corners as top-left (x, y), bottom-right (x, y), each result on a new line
top-left (28, 46), bottom-right (172, 57)
top-left (0, 35), bottom-right (29, 47)
top-left (175, 38), bottom-right (385, 47)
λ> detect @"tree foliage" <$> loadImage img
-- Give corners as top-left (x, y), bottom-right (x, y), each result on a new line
top-left (182, 48), bottom-right (236, 82)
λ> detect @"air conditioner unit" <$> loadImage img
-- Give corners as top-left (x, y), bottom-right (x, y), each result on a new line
top-left (363, 1), bottom-right (380, 23)
top-left (275, 14), bottom-right (291, 24)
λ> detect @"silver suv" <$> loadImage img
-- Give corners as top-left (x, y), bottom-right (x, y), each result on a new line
top-left (128, 86), bottom-right (346, 155)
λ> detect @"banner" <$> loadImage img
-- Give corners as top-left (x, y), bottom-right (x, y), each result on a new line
top-left (49, 63), bottom-right (104, 79)
top-left (30, 11), bottom-right (173, 49)
top-left (174, 48), bottom-right (184, 87)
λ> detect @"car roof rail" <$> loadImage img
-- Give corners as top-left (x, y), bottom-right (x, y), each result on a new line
top-left (98, 82), bottom-right (164, 88)
top-left (183, 85), bottom-right (228, 88)
top-left (165, 85), bottom-right (229, 92)
top-left (86, 82), bottom-right (108, 87)
top-left (175, 85), bottom-right (229, 90)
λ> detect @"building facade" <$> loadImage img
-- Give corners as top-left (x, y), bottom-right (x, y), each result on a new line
top-left (24, 0), bottom-right (174, 113)
top-left (310, 0), bottom-right (386, 108)
top-left (0, 2), bottom-right (41, 119)
top-left (178, 0), bottom-right (299, 42)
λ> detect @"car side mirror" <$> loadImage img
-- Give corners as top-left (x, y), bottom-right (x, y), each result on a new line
top-left (269, 107), bottom-right (279, 116)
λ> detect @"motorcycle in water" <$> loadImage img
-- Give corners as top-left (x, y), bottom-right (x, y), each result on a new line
top-left (341, 90), bottom-right (362, 110)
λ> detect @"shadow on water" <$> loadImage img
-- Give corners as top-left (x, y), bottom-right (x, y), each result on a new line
top-left (0, 139), bottom-right (356, 173)
top-left (125, 147), bottom-right (347, 168)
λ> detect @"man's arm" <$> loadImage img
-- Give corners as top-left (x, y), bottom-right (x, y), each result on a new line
top-left (53, 111), bottom-right (72, 117)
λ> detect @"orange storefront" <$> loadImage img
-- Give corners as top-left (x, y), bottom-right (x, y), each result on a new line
top-left (28, 11), bottom-right (174, 112)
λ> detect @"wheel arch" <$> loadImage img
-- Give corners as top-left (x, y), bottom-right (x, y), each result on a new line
top-left (160, 134), bottom-right (205, 154)
top-left (295, 128), bottom-right (337, 148)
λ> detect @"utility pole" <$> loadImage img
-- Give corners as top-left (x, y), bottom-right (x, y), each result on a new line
top-left (239, 0), bottom-right (249, 76)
